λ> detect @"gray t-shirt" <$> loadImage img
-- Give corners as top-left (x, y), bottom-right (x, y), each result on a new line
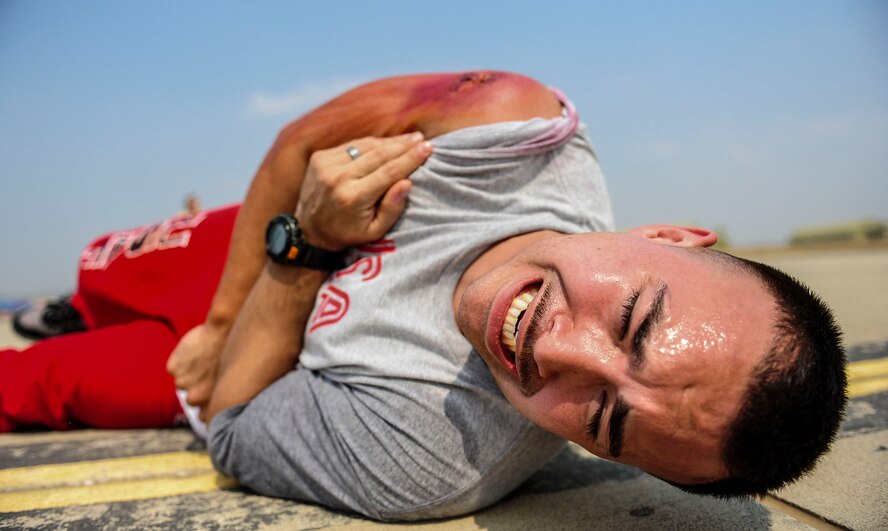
top-left (209, 101), bottom-right (614, 521)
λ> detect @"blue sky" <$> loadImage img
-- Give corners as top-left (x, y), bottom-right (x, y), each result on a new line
top-left (1, 1), bottom-right (886, 297)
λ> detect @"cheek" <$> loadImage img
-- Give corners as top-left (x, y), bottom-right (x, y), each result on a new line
top-left (457, 275), bottom-right (498, 338)
top-left (455, 295), bottom-right (481, 342)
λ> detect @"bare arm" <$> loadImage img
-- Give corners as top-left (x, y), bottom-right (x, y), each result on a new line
top-left (168, 77), bottom-right (433, 407)
top-left (203, 80), bottom-right (416, 331)
top-left (202, 263), bottom-right (326, 421)
top-left (205, 71), bottom-right (561, 331)
top-left (203, 136), bottom-right (433, 421)
top-left (169, 71), bottom-right (562, 407)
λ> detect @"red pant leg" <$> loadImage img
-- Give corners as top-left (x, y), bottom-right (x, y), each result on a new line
top-left (0, 320), bottom-right (181, 432)
top-left (73, 204), bottom-right (239, 335)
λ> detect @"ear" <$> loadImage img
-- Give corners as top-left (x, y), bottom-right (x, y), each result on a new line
top-left (626, 224), bottom-right (719, 248)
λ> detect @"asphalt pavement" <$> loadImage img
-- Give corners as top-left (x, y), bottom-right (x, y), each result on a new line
top-left (1, 246), bottom-right (886, 530)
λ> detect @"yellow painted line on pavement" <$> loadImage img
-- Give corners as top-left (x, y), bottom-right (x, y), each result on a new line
top-left (0, 451), bottom-right (237, 513)
top-left (849, 377), bottom-right (888, 399)
top-left (1, 357), bottom-right (886, 513)
top-left (847, 356), bottom-right (888, 398)
top-left (0, 451), bottom-right (211, 489)
top-left (847, 356), bottom-right (888, 381)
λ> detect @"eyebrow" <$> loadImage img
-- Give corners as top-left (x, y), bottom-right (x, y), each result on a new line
top-left (608, 396), bottom-right (630, 457)
top-left (586, 391), bottom-right (606, 440)
top-left (630, 281), bottom-right (669, 370)
top-left (619, 289), bottom-right (640, 341)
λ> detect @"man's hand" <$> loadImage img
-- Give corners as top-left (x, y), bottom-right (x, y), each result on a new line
top-left (169, 133), bottom-right (432, 419)
top-left (202, 133), bottom-right (432, 422)
top-left (296, 133), bottom-right (432, 250)
top-left (166, 323), bottom-right (227, 410)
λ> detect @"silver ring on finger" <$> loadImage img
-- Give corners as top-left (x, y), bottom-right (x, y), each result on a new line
top-left (346, 146), bottom-right (361, 160)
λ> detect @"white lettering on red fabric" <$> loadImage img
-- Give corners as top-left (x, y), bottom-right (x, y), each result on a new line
top-left (309, 239), bottom-right (395, 332)
top-left (80, 213), bottom-right (208, 271)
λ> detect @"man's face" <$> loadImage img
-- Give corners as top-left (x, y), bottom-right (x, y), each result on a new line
top-left (456, 228), bottom-right (775, 484)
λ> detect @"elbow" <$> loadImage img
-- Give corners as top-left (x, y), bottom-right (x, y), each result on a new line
top-left (205, 403), bottom-right (247, 478)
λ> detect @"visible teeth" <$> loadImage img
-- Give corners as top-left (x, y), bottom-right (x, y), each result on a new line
top-left (501, 287), bottom-right (539, 353)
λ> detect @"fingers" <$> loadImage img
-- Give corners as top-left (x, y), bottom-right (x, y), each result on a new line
top-left (347, 132), bottom-right (424, 173)
top-left (368, 179), bottom-right (412, 238)
top-left (354, 137), bottom-right (432, 199)
top-left (186, 383), bottom-right (211, 408)
top-left (333, 136), bottom-right (383, 163)
top-left (312, 132), bottom-right (431, 206)
top-left (312, 135), bottom-right (386, 166)
top-left (297, 133), bottom-right (431, 249)
top-left (166, 352), bottom-right (178, 377)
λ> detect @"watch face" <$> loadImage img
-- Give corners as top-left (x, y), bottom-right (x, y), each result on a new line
top-left (267, 223), bottom-right (289, 256)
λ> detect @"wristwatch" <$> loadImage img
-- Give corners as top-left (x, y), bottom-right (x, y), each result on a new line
top-left (265, 213), bottom-right (345, 270)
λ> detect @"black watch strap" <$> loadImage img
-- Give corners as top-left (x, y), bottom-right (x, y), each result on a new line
top-left (265, 213), bottom-right (346, 270)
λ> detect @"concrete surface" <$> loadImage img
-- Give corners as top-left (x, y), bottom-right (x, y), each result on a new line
top-left (737, 246), bottom-right (888, 345)
top-left (2, 246), bottom-right (886, 530)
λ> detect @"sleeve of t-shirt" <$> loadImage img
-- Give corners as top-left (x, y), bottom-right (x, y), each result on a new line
top-left (208, 368), bottom-right (486, 521)
top-left (207, 367), bottom-right (565, 521)
top-left (208, 369), bottom-right (380, 517)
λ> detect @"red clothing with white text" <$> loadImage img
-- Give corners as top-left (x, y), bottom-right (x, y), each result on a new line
top-left (0, 205), bottom-right (238, 431)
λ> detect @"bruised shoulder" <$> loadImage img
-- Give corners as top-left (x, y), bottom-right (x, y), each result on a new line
top-left (405, 71), bottom-right (564, 138)
top-left (274, 71), bottom-right (565, 149)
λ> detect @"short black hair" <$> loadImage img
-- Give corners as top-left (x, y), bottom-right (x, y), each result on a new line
top-left (674, 252), bottom-right (847, 498)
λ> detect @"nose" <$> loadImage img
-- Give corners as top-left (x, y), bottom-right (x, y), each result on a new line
top-left (532, 315), bottom-right (621, 384)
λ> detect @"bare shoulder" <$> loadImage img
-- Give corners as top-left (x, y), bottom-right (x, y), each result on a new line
top-left (274, 71), bottom-right (565, 149)
top-left (403, 71), bottom-right (564, 138)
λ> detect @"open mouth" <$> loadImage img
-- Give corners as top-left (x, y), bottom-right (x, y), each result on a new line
top-left (500, 283), bottom-right (543, 367)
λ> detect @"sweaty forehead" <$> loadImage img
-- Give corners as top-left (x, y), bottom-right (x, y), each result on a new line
top-left (649, 252), bottom-right (774, 389)
top-left (620, 259), bottom-right (774, 482)
top-left (633, 315), bottom-right (747, 428)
